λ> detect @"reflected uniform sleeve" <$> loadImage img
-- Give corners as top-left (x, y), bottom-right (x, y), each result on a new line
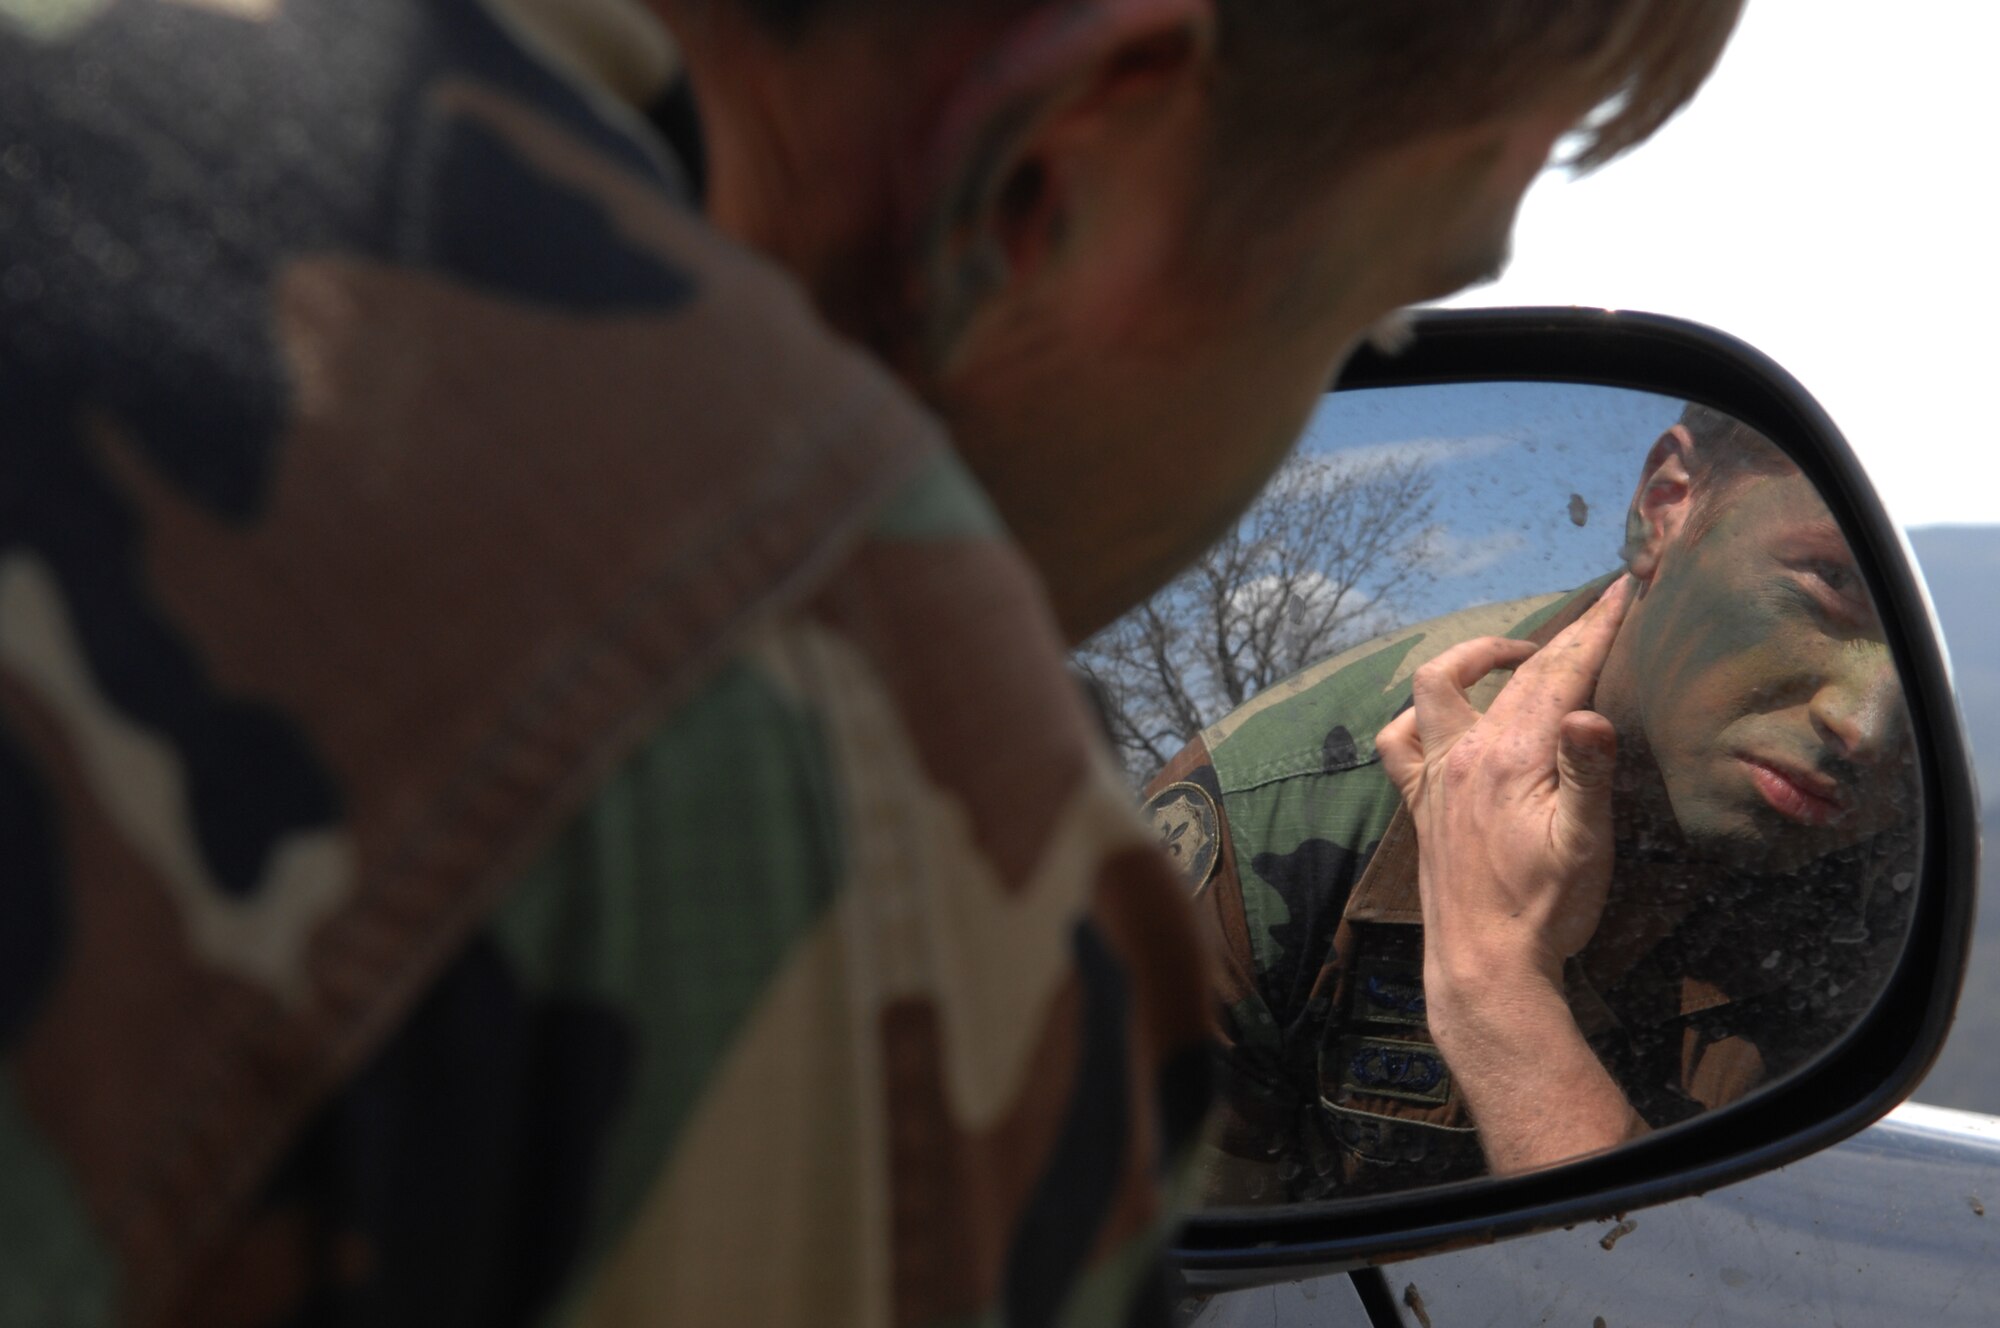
top-left (1138, 593), bottom-right (1587, 1204)
top-left (1142, 739), bottom-right (1298, 1204)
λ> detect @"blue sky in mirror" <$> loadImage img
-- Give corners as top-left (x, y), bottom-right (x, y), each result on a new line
top-left (1299, 382), bottom-right (1682, 625)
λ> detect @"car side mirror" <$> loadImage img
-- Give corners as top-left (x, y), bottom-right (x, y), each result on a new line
top-left (1088, 308), bottom-right (1976, 1291)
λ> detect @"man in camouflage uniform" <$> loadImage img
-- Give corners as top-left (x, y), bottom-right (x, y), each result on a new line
top-left (1147, 408), bottom-right (1917, 1205)
top-left (0, 0), bottom-right (1744, 1323)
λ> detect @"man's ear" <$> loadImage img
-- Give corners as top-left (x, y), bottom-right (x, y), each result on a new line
top-left (1622, 424), bottom-right (1698, 581)
top-left (909, 0), bottom-right (1215, 353)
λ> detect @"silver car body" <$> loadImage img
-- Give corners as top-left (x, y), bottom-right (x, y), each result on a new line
top-left (1196, 1102), bottom-right (2000, 1327)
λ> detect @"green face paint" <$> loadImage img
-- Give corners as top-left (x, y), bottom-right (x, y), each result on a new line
top-left (1608, 470), bottom-right (1917, 874)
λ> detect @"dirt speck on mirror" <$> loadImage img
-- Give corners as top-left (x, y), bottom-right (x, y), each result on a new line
top-left (1402, 1282), bottom-right (1433, 1328)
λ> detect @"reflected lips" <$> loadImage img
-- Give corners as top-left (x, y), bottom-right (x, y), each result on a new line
top-left (1742, 757), bottom-right (1848, 827)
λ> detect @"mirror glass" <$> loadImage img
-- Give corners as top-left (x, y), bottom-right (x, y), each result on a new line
top-left (1078, 382), bottom-right (1922, 1207)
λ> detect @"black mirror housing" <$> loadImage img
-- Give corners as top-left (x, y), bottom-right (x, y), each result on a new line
top-left (1171, 307), bottom-right (1978, 1289)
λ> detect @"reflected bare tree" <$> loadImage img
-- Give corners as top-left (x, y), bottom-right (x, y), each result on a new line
top-left (1076, 451), bottom-right (1439, 781)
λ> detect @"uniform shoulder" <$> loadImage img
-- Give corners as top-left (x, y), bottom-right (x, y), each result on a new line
top-left (1203, 591), bottom-right (1570, 793)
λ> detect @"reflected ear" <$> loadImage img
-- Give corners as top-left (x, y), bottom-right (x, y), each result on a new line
top-left (912, 0), bottom-right (1215, 350)
top-left (1622, 424), bottom-right (1697, 581)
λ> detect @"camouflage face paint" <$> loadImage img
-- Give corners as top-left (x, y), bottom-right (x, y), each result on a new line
top-left (1606, 470), bottom-right (1916, 873)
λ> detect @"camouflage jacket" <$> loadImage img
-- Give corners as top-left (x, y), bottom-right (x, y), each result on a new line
top-left (1144, 580), bottom-right (1909, 1205)
top-left (0, 3), bottom-right (1210, 1324)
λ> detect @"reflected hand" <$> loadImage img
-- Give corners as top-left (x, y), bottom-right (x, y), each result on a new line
top-left (1374, 576), bottom-right (1643, 1173)
top-left (1376, 575), bottom-right (1634, 990)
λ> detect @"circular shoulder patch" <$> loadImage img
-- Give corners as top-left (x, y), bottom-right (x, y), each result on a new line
top-left (1142, 781), bottom-right (1222, 896)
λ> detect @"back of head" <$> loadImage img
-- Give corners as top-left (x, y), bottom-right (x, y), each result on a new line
top-left (716, 0), bottom-right (1743, 182)
top-left (1214, 0), bottom-right (1742, 174)
top-left (669, 0), bottom-right (1747, 638)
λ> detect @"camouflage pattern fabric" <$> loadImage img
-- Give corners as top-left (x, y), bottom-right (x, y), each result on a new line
top-left (0, 2), bottom-right (1211, 1323)
top-left (1144, 578), bottom-right (1911, 1205)
top-left (1143, 589), bottom-right (1581, 1204)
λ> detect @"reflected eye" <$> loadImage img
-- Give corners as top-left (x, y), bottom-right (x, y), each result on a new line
top-left (1792, 558), bottom-right (1872, 625)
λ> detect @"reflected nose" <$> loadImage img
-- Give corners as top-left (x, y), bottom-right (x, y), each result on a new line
top-left (1810, 645), bottom-right (1905, 764)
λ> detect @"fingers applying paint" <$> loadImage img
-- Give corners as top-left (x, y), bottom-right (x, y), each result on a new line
top-left (1378, 576), bottom-right (1634, 801)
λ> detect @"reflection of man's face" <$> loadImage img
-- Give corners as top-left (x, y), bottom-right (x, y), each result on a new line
top-left (1605, 466), bottom-right (1914, 874)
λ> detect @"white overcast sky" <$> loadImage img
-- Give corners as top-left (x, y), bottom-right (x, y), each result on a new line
top-left (1444, 0), bottom-right (2000, 529)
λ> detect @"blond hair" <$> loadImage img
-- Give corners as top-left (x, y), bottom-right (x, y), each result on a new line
top-left (731, 1), bottom-right (1742, 179)
top-left (1211, 0), bottom-right (1744, 178)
